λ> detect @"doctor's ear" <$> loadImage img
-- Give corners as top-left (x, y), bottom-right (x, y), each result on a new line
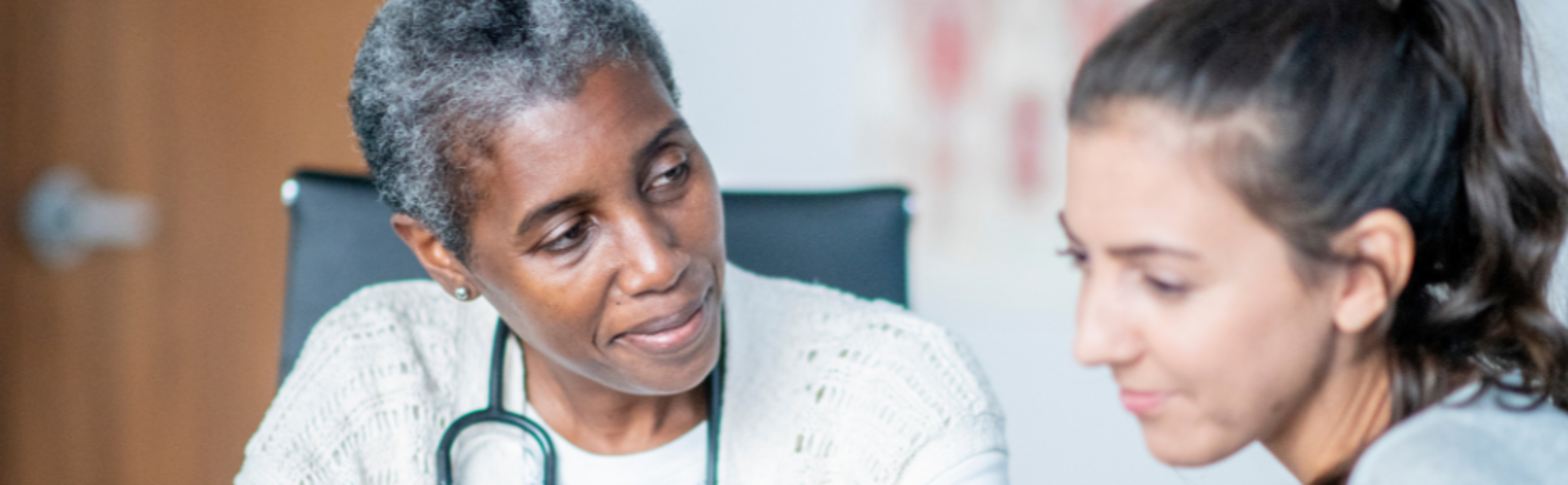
top-left (391, 213), bottom-right (480, 300)
top-left (1327, 209), bottom-right (1415, 336)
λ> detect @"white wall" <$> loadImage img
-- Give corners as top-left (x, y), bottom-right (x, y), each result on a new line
top-left (637, 1), bottom-right (1568, 483)
top-left (1526, 0), bottom-right (1568, 145)
top-left (636, 0), bottom-right (869, 190)
top-left (1524, 0), bottom-right (1568, 316)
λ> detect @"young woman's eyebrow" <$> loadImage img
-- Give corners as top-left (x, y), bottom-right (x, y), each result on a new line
top-left (1105, 245), bottom-right (1199, 261)
top-left (1059, 212), bottom-right (1198, 260)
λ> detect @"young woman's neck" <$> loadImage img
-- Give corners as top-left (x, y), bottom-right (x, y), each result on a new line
top-left (521, 341), bottom-right (708, 455)
top-left (1262, 342), bottom-right (1392, 483)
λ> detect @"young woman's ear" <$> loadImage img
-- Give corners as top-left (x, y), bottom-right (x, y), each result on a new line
top-left (1328, 209), bottom-right (1415, 335)
top-left (391, 213), bottom-right (480, 300)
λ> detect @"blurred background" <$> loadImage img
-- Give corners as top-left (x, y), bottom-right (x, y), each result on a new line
top-left (1, 0), bottom-right (1564, 484)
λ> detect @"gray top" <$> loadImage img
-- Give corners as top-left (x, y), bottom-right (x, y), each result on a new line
top-left (1350, 381), bottom-right (1568, 485)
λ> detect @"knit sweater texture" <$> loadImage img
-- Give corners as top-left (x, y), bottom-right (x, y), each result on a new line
top-left (235, 264), bottom-right (1007, 484)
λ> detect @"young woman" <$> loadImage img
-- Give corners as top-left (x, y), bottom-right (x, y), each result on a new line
top-left (1060, 0), bottom-right (1568, 483)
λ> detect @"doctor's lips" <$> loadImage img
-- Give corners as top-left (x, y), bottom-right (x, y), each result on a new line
top-left (1120, 388), bottom-right (1173, 416)
top-left (611, 292), bottom-right (708, 354)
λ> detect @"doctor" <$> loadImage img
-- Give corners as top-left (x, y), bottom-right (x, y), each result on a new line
top-left (234, 0), bottom-right (1007, 483)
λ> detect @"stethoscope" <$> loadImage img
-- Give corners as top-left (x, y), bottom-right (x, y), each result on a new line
top-left (436, 319), bottom-right (723, 485)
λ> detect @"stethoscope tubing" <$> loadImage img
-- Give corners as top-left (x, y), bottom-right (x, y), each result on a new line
top-left (435, 319), bottom-right (722, 485)
top-left (436, 321), bottom-right (559, 485)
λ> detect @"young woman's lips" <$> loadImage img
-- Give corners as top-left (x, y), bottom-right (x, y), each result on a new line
top-left (1120, 389), bottom-right (1173, 416)
top-left (614, 298), bottom-right (706, 354)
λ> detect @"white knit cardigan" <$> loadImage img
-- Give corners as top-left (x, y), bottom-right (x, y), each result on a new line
top-left (236, 264), bottom-right (1007, 484)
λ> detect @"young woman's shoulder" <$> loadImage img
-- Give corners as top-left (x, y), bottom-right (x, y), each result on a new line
top-left (1351, 384), bottom-right (1568, 485)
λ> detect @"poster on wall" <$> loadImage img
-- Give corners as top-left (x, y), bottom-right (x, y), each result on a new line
top-left (859, 0), bottom-right (1147, 274)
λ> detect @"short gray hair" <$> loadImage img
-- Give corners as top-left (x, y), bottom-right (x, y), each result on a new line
top-left (349, 0), bottom-right (679, 262)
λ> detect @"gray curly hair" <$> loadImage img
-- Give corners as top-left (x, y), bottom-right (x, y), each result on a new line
top-left (349, 0), bottom-right (679, 262)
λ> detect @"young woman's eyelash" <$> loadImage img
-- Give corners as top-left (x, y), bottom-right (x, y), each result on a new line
top-left (1056, 247), bottom-right (1088, 265)
top-left (1144, 275), bottom-right (1190, 296)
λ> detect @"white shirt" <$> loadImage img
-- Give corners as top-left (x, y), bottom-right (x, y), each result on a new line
top-left (455, 408), bottom-right (709, 485)
top-left (456, 407), bottom-right (1009, 485)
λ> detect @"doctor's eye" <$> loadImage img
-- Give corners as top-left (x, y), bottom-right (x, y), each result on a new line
top-left (644, 147), bottom-right (692, 196)
top-left (642, 147), bottom-right (694, 205)
top-left (652, 161), bottom-right (689, 188)
top-left (541, 218), bottom-right (594, 253)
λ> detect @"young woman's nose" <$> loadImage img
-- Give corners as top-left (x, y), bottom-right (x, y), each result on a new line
top-left (614, 210), bottom-right (686, 296)
top-left (1073, 272), bottom-right (1143, 367)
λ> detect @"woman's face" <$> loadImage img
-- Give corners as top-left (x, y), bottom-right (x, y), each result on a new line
top-left (1061, 101), bottom-right (1341, 466)
top-left (461, 62), bottom-right (725, 396)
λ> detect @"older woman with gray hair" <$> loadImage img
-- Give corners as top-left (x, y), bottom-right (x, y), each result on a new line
top-left (234, 0), bottom-right (1007, 484)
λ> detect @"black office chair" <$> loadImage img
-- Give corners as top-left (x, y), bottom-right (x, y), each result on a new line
top-left (279, 170), bottom-right (910, 383)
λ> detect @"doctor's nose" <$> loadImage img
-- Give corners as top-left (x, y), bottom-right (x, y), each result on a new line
top-left (615, 211), bottom-right (686, 297)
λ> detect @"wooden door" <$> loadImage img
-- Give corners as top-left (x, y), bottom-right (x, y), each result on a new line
top-left (0, 1), bottom-right (382, 483)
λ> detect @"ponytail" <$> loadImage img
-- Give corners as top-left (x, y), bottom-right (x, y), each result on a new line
top-left (1387, 0), bottom-right (1568, 418)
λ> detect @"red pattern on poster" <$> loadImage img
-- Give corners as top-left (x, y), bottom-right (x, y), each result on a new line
top-left (1010, 95), bottom-right (1046, 199)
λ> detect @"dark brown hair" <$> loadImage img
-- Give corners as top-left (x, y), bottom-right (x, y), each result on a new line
top-left (1069, 0), bottom-right (1568, 482)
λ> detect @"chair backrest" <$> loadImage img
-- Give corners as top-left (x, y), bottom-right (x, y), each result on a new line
top-left (280, 170), bottom-right (910, 382)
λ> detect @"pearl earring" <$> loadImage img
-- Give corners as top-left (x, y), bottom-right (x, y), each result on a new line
top-left (454, 286), bottom-right (473, 301)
